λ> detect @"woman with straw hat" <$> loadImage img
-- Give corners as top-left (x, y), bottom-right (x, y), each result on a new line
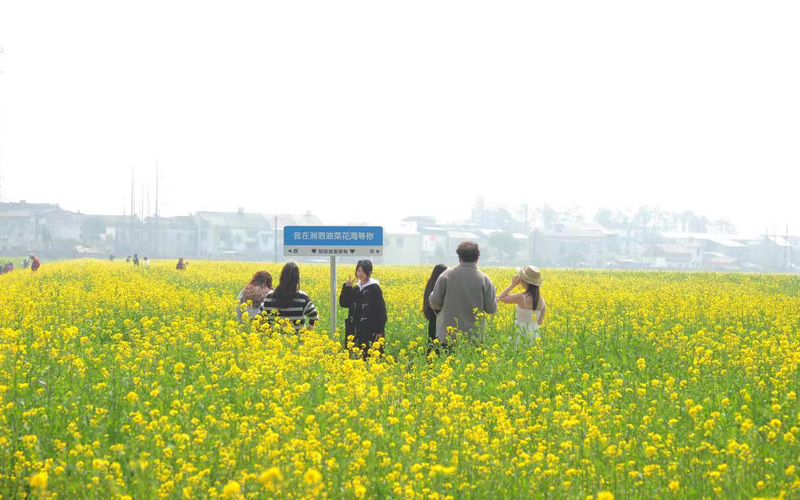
top-left (498, 265), bottom-right (546, 339)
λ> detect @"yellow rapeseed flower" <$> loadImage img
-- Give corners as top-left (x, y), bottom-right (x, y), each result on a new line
top-left (29, 471), bottom-right (48, 489)
top-left (222, 480), bottom-right (241, 498)
top-left (259, 467), bottom-right (283, 485)
top-left (303, 468), bottom-right (322, 485)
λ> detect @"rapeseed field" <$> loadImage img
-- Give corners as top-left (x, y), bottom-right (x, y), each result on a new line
top-left (1, 261), bottom-right (799, 499)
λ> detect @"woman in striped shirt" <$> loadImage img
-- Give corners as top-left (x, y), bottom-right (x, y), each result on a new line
top-left (259, 262), bottom-right (319, 332)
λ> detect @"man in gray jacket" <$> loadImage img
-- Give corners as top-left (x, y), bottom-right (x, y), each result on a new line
top-left (428, 241), bottom-right (498, 346)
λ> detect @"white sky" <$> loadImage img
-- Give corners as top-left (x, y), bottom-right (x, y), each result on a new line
top-left (0, 1), bottom-right (798, 233)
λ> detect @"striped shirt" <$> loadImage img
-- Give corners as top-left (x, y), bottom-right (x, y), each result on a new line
top-left (259, 290), bottom-right (319, 331)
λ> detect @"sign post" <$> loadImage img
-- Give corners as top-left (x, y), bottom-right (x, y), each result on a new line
top-left (330, 255), bottom-right (336, 338)
top-left (283, 226), bottom-right (384, 337)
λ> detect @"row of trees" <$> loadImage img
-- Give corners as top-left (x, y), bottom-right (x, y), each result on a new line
top-left (470, 198), bottom-right (737, 234)
top-left (594, 207), bottom-right (737, 234)
top-left (470, 199), bottom-right (739, 265)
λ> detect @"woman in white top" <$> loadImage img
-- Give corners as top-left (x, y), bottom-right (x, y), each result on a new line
top-left (497, 266), bottom-right (546, 340)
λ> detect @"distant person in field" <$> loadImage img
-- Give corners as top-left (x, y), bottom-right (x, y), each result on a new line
top-left (143, 257), bottom-right (149, 267)
top-left (423, 264), bottom-right (448, 354)
top-left (29, 254), bottom-right (41, 272)
top-left (237, 271), bottom-right (273, 322)
top-left (259, 262), bottom-right (319, 332)
top-left (109, 254), bottom-right (115, 261)
top-left (126, 256), bottom-right (131, 263)
top-left (133, 254), bottom-right (140, 266)
top-left (339, 259), bottom-right (387, 360)
top-left (1, 262), bottom-right (12, 274)
top-left (498, 266), bottom-right (547, 341)
top-left (428, 242), bottom-right (497, 346)
top-left (22, 258), bottom-right (30, 269)
top-left (176, 258), bottom-right (187, 270)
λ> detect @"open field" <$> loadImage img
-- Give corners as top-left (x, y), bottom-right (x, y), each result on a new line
top-left (1, 261), bottom-right (799, 499)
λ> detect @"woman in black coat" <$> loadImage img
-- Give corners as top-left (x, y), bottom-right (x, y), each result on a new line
top-left (339, 259), bottom-right (387, 359)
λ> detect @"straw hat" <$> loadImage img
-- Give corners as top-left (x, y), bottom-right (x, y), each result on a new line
top-left (517, 265), bottom-right (543, 286)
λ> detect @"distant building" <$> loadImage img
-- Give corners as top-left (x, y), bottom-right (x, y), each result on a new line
top-left (702, 252), bottom-right (739, 271)
top-left (195, 211), bottom-right (274, 259)
top-left (0, 204), bottom-right (39, 254)
top-left (478, 228), bottom-right (529, 266)
top-left (748, 235), bottom-right (793, 271)
top-left (3, 198), bottom-right (800, 271)
top-left (419, 226), bottom-right (449, 264)
top-left (0, 201), bottom-right (84, 256)
top-left (81, 215), bottom-right (127, 254)
top-left (531, 224), bottom-right (617, 267)
top-left (112, 210), bottom-right (323, 260)
top-left (383, 223), bottom-right (423, 265)
top-left (646, 230), bottom-right (767, 269)
top-left (133, 216), bottom-right (197, 258)
top-left (642, 244), bottom-right (701, 269)
top-left (606, 228), bottom-right (649, 265)
top-left (195, 210), bottom-right (323, 260)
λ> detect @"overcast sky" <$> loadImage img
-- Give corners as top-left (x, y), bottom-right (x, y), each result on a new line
top-left (1, 1), bottom-right (798, 233)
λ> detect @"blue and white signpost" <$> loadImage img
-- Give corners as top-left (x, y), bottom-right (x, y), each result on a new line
top-left (284, 226), bottom-right (384, 335)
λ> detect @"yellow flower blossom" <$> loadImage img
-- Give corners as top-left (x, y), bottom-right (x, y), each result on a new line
top-left (29, 471), bottom-right (48, 489)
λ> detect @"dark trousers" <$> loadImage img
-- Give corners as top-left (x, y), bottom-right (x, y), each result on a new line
top-left (353, 331), bottom-right (384, 360)
top-left (426, 318), bottom-right (448, 356)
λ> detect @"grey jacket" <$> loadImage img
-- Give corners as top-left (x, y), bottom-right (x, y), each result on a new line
top-left (428, 262), bottom-right (497, 343)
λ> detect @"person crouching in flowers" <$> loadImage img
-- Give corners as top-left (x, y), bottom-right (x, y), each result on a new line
top-left (260, 262), bottom-right (319, 332)
top-left (237, 270), bottom-right (273, 321)
top-left (497, 265), bottom-right (546, 341)
top-left (339, 259), bottom-right (387, 359)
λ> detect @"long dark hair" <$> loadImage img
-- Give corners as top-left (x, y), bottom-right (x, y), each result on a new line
top-left (524, 282), bottom-right (541, 310)
top-left (423, 264), bottom-right (448, 321)
top-left (241, 271), bottom-right (273, 304)
top-left (273, 262), bottom-right (300, 308)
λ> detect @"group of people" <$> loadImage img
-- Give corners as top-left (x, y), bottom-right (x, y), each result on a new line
top-left (123, 254), bottom-right (150, 267)
top-left (236, 241), bottom-right (546, 359)
top-left (424, 242), bottom-right (546, 347)
top-left (116, 254), bottom-right (189, 270)
top-left (0, 254), bottom-right (40, 276)
top-left (0, 261), bottom-right (13, 275)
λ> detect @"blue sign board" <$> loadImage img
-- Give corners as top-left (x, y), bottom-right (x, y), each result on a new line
top-left (284, 226), bottom-right (384, 256)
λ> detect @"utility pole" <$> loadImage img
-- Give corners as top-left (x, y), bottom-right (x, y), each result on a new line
top-left (141, 177), bottom-right (146, 256)
top-left (521, 204), bottom-right (529, 233)
top-left (155, 161), bottom-right (160, 257)
top-left (785, 224), bottom-right (790, 271)
top-left (274, 215), bottom-right (279, 262)
top-left (130, 168), bottom-right (135, 254)
top-left (120, 196), bottom-right (126, 258)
